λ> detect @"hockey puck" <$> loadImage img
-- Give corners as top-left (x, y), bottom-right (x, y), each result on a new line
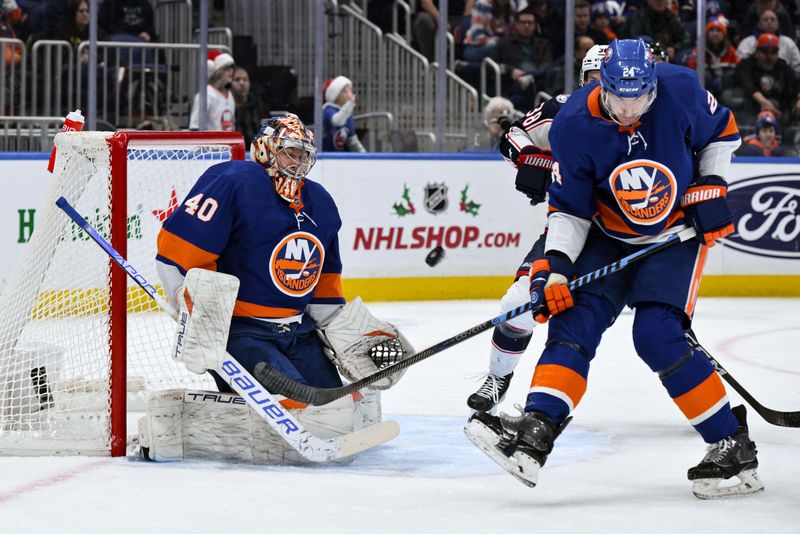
top-left (425, 246), bottom-right (445, 267)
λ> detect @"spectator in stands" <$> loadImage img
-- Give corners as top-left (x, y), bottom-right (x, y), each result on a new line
top-left (736, 9), bottom-right (800, 77)
top-left (625, 0), bottom-right (683, 61)
top-left (687, 17), bottom-right (739, 97)
top-left (322, 75), bottom-right (366, 152)
top-left (734, 33), bottom-right (800, 124)
top-left (189, 51), bottom-right (236, 131)
top-left (738, 0), bottom-right (794, 39)
top-left (737, 110), bottom-right (785, 156)
top-left (490, 6), bottom-right (552, 111)
top-left (529, 0), bottom-right (563, 44)
top-left (1, 0), bottom-right (28, 42)
top-left (413, 0), bottom-right (474, 62)
top-left (462, 0), bottom-right (524, 63)
top-left (544, 35), bottom-right (595, 96)
top-left (590, 2), bottom-right (618, 42)
top-left (476, 95), bottom-right (516, 150)
top-left (591, 0), bottom-right (629, 36)
top-left (550, 0), bottom-right (609, 58)
top-left (98, 0), bottom-right (157, 42)
top-left (1, 0), bottom-right (27, 69)
top-left (232, 66), bottom-right (267, 146)
top-left (49, 0), bottom-right (107, 63)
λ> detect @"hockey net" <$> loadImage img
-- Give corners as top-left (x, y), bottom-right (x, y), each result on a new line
top-left (0, 131), bottom-right (246, 456)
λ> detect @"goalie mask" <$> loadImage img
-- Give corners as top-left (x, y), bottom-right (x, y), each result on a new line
top-left (253, 115), bottom-right (317, 207)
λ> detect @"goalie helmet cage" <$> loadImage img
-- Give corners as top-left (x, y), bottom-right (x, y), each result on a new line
top-left (0, 131), bottom-right (246, 456)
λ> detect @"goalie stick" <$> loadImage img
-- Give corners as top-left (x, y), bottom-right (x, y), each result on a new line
top-left (686, 329), bottom-right (800, 428)
top-left (55, 196), bottom-right (400, 462)
top-left (257, 227), bottom-right (699, 406)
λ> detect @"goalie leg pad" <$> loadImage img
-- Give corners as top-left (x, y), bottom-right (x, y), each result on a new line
top-left (174, 269), bottom-right (240, 375)
top-left (138, 388), bottom-right (383, 464)
top-left (319, 296), bottom-right (415, 389)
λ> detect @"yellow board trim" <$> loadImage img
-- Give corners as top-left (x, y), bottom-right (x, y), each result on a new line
top-left (342, 275), bottom-right (800, 301)
top-left (28, 275), bottom-right (800, 318)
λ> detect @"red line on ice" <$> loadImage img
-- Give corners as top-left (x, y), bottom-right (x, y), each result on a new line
top-left (0, 459), bottom-right (110, 504)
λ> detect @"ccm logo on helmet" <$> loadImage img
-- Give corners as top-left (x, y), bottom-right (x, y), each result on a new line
top-left (608, 159), bottom-right (677, 226)
top-left (269, 231), bottom-right (325, 297)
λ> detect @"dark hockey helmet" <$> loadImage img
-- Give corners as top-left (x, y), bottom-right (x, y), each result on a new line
top-left (253, 114), bottom-right (317, 205)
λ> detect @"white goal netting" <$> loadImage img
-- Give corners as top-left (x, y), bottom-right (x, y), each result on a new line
top-left (0, 131), bottom-right (243, 455)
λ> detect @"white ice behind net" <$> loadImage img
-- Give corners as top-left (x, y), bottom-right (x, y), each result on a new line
top-left (0, 132), bottom-right (232, 455)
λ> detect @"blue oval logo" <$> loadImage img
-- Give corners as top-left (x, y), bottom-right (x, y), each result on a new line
top-left (726, 174), bottom-right (800, 259)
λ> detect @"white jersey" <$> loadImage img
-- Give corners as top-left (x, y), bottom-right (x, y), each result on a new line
top-left (189, 85), bottom-right (236, 131)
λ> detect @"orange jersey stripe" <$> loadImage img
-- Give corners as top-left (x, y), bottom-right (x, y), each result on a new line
top-left (530, 363), bottom-right (588, 408)
top-left (673, 372), bottom-right (727, 420)
top-left (157, 228), bottom-right (218, 273)
top-left (233, 300), bottom-right (302, 318)
top-left (718, 112), bottom-right (739, 139)
top-left (314, 273), bottom-right (344, 299)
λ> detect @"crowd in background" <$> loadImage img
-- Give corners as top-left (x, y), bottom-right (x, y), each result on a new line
top-left (2, 0), bottom-right (800, 156)
top-left (370, 0), bottom-right (800, 156)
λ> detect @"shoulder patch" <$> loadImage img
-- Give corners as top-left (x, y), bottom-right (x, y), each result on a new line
top-left (556, 94), bottom-right (569, 103)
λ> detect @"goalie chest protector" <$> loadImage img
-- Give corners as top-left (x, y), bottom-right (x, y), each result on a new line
top-left (156, 160), bottom-right (346, 319)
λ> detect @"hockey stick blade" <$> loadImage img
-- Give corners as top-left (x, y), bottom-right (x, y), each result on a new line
top-left (686, 329), bottom-right (800, 428)
top-left (257, 228), bottom-right (698, 406)
top-left (55, 196), bottom-right (400, 461)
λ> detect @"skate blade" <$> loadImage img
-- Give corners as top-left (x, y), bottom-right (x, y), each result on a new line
top-left (692, 468), bottom-right (765, 499)
top-left (464, 419), bottom-right (540, 488)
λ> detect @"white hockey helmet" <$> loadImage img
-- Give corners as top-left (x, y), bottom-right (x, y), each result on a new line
top-left (580, 44), bottom-right (608, 86)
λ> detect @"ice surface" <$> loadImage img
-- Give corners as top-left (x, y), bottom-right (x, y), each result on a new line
top-left (1, 298), bottom-right (798, 533)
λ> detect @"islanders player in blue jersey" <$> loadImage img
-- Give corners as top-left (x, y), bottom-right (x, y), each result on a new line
top-left (156, 115), bottom-right (351, 395)
top-left (466, 39), bottom-right (763, 499)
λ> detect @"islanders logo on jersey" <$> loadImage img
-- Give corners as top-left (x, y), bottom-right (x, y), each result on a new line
top-left (608, 159), bottom-right (677, 226)
top-left (269, 232), bottom-right (325, 297)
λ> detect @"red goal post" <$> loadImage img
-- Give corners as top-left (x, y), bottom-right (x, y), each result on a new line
top-left (0, 131), bottom-right (246, 456)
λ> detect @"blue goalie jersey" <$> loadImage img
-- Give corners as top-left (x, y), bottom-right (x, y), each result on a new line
top-left (156, 160), bottom-right (346, 319)
top-left (547, 63), bottom-right (741, 242)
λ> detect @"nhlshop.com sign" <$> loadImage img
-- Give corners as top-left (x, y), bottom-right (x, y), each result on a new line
top-left (353, 225), bottom-right (522, 250)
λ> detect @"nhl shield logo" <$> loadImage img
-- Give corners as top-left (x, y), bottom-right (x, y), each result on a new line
top-left (424, 183), bottom-right (449, 214)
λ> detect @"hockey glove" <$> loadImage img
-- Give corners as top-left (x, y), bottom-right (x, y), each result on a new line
top-left (529, 252), bottom-right (574, 324)
top-left (681, 175), bottom-right (735, 247)
top-left (515, 145), bottom-right (554, 205)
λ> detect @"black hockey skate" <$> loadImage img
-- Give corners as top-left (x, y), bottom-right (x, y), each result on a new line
top-left (688, 405), bottom-right (764, 499)
top-left (467, 372), bottom-right (513, 413)
top-left (464, 409), bottom-right (570, 487)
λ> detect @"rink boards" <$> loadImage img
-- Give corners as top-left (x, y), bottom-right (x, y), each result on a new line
top-left (0, 152), bottom-right (798, 300)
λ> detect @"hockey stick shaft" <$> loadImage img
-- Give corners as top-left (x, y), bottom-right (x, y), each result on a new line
top-left (686, 329), bottom-right (800, 427)
top-left (260, 227), bottom-right (698, 406)
top-left (55, 196), bottom-right (399, 461)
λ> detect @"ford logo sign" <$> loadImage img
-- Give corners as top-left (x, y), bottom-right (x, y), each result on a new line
top-left (725, 174), bottom-right (800, 259)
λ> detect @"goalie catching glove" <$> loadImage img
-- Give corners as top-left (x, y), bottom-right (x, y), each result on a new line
top-left (317, 297), bottom-right (414, 389)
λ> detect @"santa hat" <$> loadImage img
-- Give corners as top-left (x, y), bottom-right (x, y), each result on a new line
top-left (207, 50), bottom-right (235, 79)
top-left (324, 76), bottom-right (352, 103)
top-left (706, 17), bottom-right (727, 36)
